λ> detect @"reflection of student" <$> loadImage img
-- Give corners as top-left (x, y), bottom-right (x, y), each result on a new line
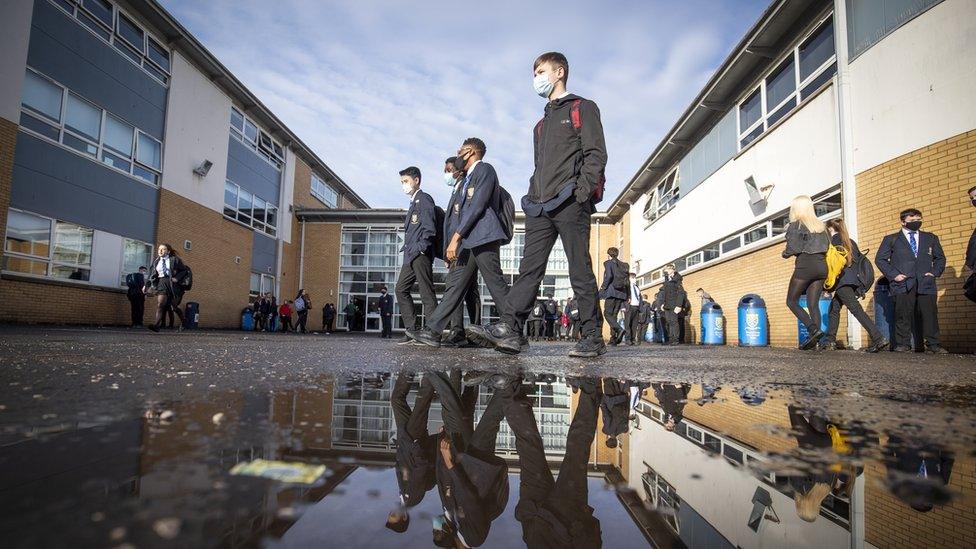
top-left (652, 383), bottom-right (690, 431)
top-left (884, 435), bottom-right (954, 512)
top-left (427, 371), bottom-right (509, 547)
top-left (786, 405), bottom-right (857, 523)
top-left (515, 377), bottom-right (602, 547)
top-left (600, 378), bottom-right (631, 448)
top-left (387, 373), bottom-right (437, 533)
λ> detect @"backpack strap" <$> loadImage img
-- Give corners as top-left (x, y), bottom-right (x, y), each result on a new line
top-left (570, 99), bottom-right (583, 130)
top-left (534, 118), bottom-right (544, 140)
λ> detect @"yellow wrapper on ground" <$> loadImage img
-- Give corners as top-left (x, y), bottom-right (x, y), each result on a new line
top-left (229, 459), bottom-right (326, 484)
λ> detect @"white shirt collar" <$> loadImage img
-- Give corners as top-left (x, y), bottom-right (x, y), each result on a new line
top-left (409, 188), bottom-right (420, 202)
top-left (554, 90), bottom-right (571, 100)
top-left (902, 227), bottom-right (918, 238)
top-left (466, 160), bottom-right (481, 178)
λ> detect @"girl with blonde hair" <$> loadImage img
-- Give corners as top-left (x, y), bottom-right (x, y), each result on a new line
top-left (783, 196), bottom-right (830, 349)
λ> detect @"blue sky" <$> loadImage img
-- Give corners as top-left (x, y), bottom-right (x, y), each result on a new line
top-left (159, 0), bottom-right (768, 208)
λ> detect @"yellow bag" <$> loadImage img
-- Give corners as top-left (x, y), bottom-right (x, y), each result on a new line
top-left (824, 245), bottom-right (849, 290)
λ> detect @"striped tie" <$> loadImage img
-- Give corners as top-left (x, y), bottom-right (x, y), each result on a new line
top-left (909, 231), bottom-right (918, 257)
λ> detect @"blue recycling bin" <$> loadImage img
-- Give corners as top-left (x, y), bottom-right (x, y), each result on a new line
top-left (797, 295), bottom-right (832, 344)
top-left (183, 302), bottom-right (199, 329)
top-left (737, 294), bottom-right (768, 346)
top-left (700, 302), bottom-right (725, 345)
top-left (241, 307), bottom-right (254, 331)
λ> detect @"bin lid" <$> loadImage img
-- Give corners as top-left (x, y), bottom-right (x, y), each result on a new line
top-left (702, 302), bottom-right (722, 313)
top-left (738, 294), bottom-right (766, 308)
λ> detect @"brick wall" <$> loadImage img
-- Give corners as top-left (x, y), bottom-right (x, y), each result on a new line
top-left (298, 222), bottom-right (342, 332)
top-left (590, 216), bottom-right (627, 340)
top-left (641, 242), bottom-right (848, 348)
top-left (155, 188), bottom-right (253, 328)
top-left (0, 117), bottom-right (15, 251)
top-left (864, 453), bottom-right (975, 548)
top-left (280, 158), bottom-right (317, 303)
top-left (854, 129), bottom-right (976, 353)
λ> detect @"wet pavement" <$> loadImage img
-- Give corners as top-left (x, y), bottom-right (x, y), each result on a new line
top-left (0, 326), bottom-right (974, 548)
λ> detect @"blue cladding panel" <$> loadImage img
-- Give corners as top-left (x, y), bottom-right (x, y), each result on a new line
top-left (678, 109), bottom-right (737, 196)
top-left (27, 0), bottom-right (167, 139)
top-left (251, 231), bottom-right (276, 274)
top-left (227, 136), bottom-right (281, 203)
top-left (11, 132), bottom-right (157, 242)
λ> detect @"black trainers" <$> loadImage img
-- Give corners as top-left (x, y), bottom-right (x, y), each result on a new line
top-left (406, 328), bottom-right (441, 348)
top-left (396, 334), bottom-right (414, 345)
top-left (569, 336), bottom-right (606, 358)
top-left (468, 322), bottom-right (521, 354)
top-left (462, 371), bottom-right (492, 387)
top-left (925, 345), bottom-right (949, 354)
top-left (799, 329), bottom-right (823, 350)
top-left (864, 338), bottom-right (889, 353)
top-left (442, 329), bottom-right (467, 347)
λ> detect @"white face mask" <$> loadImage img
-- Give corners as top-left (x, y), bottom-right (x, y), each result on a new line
top-left (444, 172), bottom-right (456, 186)
top-left (401, 183), bottom-right (414, 195)
top-left (533, 73), bottom-right (554, 98)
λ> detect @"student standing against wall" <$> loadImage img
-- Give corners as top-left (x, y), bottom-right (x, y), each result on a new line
top-left (783, 196), bottom-right (830, 350)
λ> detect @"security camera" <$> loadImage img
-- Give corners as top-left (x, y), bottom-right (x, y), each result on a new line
top-left (193, 159), bottom-right (213, 177)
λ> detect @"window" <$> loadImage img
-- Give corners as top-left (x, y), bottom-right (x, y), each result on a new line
top-left (249, 272), bottom-right (275, 302)
top-left (116, 13), bottom-right (144, 51)
top-left (120, 238), bottom-right (151, 285)
top-left (743, 224), bottom-right (769, 245)
top-left (642, 168), bottom-right (679, 223)
top-left (847, 0), bottom-right (943, 59)
top-left (223, 181), bottom-right (278, 237)
top-left (81, 0), bottom-right (113, 29)
top-left (311, 173), bottom-right (339, 208)
top-left (737, 16), bottom-right (836, 149)
top-left (20, 69), bottom-right (163, 185)
top-left (720, 236), bottom-right (741, 254)
top-left (685, 251), bottom-right (703, 268)
top-left (229, 107), bottom-right (283, 169)
top-left (22, 71), bottom-right (62, 122)
top-left (146, 38), bottom-right (170, 72)
top-left (2, 210), bottom-right (92, 281)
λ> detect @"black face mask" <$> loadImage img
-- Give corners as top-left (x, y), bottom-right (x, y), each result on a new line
top-left (971, 198), bottom-right (976, 207)
top-left (904, 220), bottom-right (922, 231)
top-left (453, 151), bottom-right (469, 172)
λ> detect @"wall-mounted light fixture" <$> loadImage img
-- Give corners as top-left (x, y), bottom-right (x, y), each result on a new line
top-left (193, 159), bottom-right (213, 177)
top-left (748, 486), bottom-right (780, 532)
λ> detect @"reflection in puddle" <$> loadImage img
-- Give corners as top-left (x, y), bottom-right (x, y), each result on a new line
top-left (1, 371), bottom-right (972, 547)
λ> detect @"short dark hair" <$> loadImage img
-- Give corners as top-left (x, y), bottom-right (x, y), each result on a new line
top-left (445, 156), bottom-right (456, 166)
top-left (968, 185), bottom-right (976, 195)
top-left (534, 52), bottom-right (569, 83)
top-left (399, 166), bottom-right (421, 182)
top-left (381, 286), bottom-right (388, 292)
top-left (385, 512), bottom-right (409, 533)
top-left (629, 272), bottom-right (636, 277)
top-left (605, 436), bottom-right (618, 448)
top-left (696, 288), bottom-right (704, 292)
top-left (138, 266), bottom-right (147, 271)
top-left (899, 208), bottom-right (922, 221)
top-left (462, 137), bottom-right (486, 158)
top-left (607, 247), bottom-right (618, 258)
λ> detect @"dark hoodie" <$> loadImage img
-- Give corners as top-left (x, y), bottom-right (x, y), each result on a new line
top-left (662, 272), bottom-right (687, 309)
top-left (525, 94), bottom-right (607, 215)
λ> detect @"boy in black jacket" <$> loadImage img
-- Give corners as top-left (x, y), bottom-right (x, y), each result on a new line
top-left (394, 166), bottom-right (438, 343)
top-left (472, 51), bottom-right (608, 357)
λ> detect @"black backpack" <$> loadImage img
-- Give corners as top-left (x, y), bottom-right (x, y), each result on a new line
top-left (433, 205), bottom-right (447, 261)
top-left (497, 187), bottom-right (515, 245)
top-left (612, 260), bottom-right (630, 292)
top-left (853, 250), bottom-right (875, 298)
top-left (545, 301), bottom-right (557, 315)
top-left (179, 264), bottom-right (193, 292)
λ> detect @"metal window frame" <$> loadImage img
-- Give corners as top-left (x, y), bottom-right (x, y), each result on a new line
top-left (222, 180), bottom-right (278, 237)
top-left (2, 208), bottom-right (94, 283)
top-left (229, 106), bottom-right (284, 170)
top-left (118, 237), bottom-right (151, 286)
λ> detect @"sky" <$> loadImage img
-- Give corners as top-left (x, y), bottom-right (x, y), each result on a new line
top-left (159, 0), bottom-right (769, 209)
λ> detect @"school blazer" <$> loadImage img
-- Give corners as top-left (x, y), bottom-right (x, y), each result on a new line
top-left (455, 162), bottom-right (508, 251)
top-left (401, 190), bottom-right (437, 264)
top-left (875, 230), bottom-right (946, 295)
top-left (599, 258), bottom-right (629, 300)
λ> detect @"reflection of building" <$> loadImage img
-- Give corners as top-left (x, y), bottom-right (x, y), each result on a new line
top-left (297, 210), bottom-right (572, 333)
top-left (595, 0), bottom-right (976, 351)
top-left (329, 373), bottom-right (572, 456)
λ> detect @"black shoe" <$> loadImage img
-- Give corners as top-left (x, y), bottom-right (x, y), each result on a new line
top-left (892, 345), bottom-right (912, 353)
top-left (442, 329), bottom-right (467, 347)
top-left (489, 374), bottom-right (523, 392)
top-left (819, 339), bottom-right (837, 351)
top-left (468, 322), bottom-right (521, 353)
top-left (864, 338), bottom-right (889, 353)
top-left (396, 335), bottom-right (415, 344)
top-left (465, 322), bottom-right (499, 347)
top-left (406, 328), bottom-right (441, 348)
top-left (147, 324), bottom-right (160, 333)
top-left (799, 329), bottom-right (823, 350)
top-left (568, 336), bottom-right (606, 358)
top-left (519, 336), bottom-right (529, 349)
top-left (463, 371), bottom-right (492, 387)
top-left (925, 345), bottom-right (949, 354)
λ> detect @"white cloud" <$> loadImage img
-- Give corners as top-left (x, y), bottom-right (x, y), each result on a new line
top-left (160, 0), bottom-right (766, 208)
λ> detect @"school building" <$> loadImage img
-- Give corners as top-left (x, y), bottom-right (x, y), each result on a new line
top-left (597, 0), bottom-right (976, 351)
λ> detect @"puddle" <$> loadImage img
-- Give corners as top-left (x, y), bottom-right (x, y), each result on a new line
top-left (1, 366), bottom-right (973, 548)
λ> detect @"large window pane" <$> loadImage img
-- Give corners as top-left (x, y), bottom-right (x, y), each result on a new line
top-left (132, 165), bottom-right (158, 185)
top-left (266, 206), bottom-right (277, 231)
top-left (224, 181), bottom-right (238, 217)
top-left (101, 150), bottom-right (131, 171)
top-left (22, 71), bottom-right (63, 122)
top-left (739, 89), bottom-right (761, 132)
top-left (799, 20), bottom-right (835, 80)
top-left (53, 222), bottom-right (93, 265)
top-left (136, 132), bottom-right (161, 170)
top-left (104, 114), bottom-right (134, 156)
top-left (51, 265), bottom-right (91, 281)
top-left (5, 210), bottom-right (51, 257)
top-left (117, 13), bottom-right (145, 51)
top-left (243, 119), bottom-right (258, 145)
top-left (65, 93), bottom-right (102, 141)
top-left (63, 133), bottom-right (98, 156)
top-left (765, 57), bottom-right (796, 111)
top-left (252, 196), bottom-right (266, 225)
top-left (81, 0), bottom-right (113, 28)
top-left (147, 38), bottom-right (170, 72)
top-left (3, 256), bottom-right (48, 276)
top-left (20, 112), bottom-right (60, 140)
top-left (237, 190), bottom-right (252, 223)
top-left (230, 108), bottom-right (244, 132)
top-left (121, 238), bottom-right (151, 283)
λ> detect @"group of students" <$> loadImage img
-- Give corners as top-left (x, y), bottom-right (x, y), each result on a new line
top-left (250, 289), bottom-right (313, 333)
top-left (525, 297), bottom-right (581, 341)
top-left (781, 192), bottom-right (974, 353)
top-left (124, 242), bottom-right (192, 333)
top-left (394, 51), bottom-right (610, 358)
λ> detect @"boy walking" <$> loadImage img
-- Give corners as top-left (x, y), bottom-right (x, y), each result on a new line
top-left (394, 166), bottom-right (438, 343)
top-left (474, 51), bottom-right (608, 357)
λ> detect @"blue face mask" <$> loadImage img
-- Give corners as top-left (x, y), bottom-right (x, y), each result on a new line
top-left (444, 172), bottom-right (456, 186)
top-left (534, 73), bottom-right (554, 98)
top-left (432, 516), bottom-right (446, 531)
